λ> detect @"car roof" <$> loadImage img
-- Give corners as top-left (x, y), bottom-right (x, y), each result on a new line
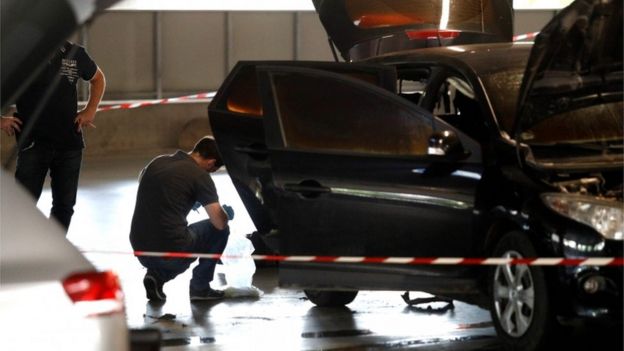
top-left (367, 42), bottom-right (533, 76)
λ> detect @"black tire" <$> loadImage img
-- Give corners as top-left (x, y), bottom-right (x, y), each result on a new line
top-left (488, 231), bottom-right (556, 351)
top-left (304, 290), bottom-right (358, 307)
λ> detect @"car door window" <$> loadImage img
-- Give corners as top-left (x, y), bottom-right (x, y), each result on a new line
top-left (214, 61), bottom-right (397, 119)
top-left (431, 75), bottom-right (487, 141)
top-left (397, 67), bottom-right (431, 106)
top-left (259, 66), bottom-right (433, 156)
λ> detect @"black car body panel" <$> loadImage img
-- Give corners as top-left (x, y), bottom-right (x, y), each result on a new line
top-left (312, 0), bottom-right (513, 61)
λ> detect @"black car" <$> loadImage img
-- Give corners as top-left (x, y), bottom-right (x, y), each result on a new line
top-left (208, 1), bottom-right (623, 350)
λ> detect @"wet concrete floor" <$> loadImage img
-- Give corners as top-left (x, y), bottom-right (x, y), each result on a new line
top-left (32, 153), bottom-right (621, 350)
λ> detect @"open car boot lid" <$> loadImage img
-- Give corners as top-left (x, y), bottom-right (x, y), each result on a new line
top-left (313, 0), bottom-right (513, 61)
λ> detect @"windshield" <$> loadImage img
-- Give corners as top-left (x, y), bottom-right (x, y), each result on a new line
top-left (480, 68), bottom-right (524, 134)
top-left (465, 44), bottom-right (530, 134)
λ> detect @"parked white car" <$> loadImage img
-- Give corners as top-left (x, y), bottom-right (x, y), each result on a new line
top-left (0, 170), bottom-right (130, 351)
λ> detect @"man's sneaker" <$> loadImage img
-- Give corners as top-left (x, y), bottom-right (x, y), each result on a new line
top-left (190, 287), bottom-right (225, 301)
top-left (143, 273), bottom-right (166, 301)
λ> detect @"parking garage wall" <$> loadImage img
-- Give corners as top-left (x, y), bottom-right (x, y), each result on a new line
top-left (81, 11), bottom-right (333, 100)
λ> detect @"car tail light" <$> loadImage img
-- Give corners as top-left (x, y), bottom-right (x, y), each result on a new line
top-left (405, 29), bottom-right (461, 40)
top-left (62, 270), bottom-right (125, 317)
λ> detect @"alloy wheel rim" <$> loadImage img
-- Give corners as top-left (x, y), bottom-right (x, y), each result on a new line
top-left (493, 251), bottom-right (535, 337)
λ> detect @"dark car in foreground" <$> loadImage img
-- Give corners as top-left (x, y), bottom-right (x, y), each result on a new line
top-left (208, 1), bottom-right (623, 350)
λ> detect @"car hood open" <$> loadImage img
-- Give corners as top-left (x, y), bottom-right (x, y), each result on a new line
top-left (312, 0), bottom-right (513, 61)
top-left (515, 0), bottom-right (623, 138)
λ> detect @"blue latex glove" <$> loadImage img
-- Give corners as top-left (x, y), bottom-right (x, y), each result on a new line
top-left (192, 201), bottom-right (202, 212)
top-left (222, 204), bottom-right (235, 220)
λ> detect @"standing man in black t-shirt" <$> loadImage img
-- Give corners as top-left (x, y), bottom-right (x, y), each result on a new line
top-left (1, 40), bottom-right (106, 230)
top-left (130, 137), bottom-right (233, 301)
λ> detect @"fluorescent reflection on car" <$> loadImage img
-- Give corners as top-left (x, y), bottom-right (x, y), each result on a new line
top-left (452, 170), bottom-right (482, 180)
top-left (447, 46), bottom-right (467, 53)
top-left (439, 0), bottom-right (450, 30)
top-left (331, 187), bottom-right (471, 209)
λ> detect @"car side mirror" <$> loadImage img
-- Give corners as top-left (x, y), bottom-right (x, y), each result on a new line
top-left (427, 130), bottom-right (465, 157)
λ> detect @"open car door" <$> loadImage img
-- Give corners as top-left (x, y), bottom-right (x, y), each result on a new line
top-left (255, 65), bottom-right (484, 292)
top-left (208, 61), bottom-right (397, 248)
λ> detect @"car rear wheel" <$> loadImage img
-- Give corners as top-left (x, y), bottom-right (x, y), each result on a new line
top-left (489, 231), bottom-right (555, 351)
top-left (304, 290), bottom-right (358, 307)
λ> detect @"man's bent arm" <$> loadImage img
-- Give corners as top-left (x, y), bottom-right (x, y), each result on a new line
top-left (75, 67), bottom-right (106, 130)
top-left (204, 202), bottom-right (228, 230)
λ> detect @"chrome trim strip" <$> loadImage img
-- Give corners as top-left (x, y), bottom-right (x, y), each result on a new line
top-left (331, 187), bottom-right (472, 210)
top-left (411, 168), bottom-right (482, 180)
top-left (452, 170), bottom-right (482, 180)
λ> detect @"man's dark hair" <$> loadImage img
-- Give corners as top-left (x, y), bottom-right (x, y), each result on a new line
top-left (192, 136), bottom-right (223, 168)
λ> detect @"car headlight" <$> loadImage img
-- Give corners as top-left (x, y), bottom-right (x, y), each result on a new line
top-left (542, 193), bottom-right (624, 240)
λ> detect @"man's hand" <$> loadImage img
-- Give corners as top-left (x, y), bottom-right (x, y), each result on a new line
top-left (192, 201), bottom-right (202, 212)
top-left (222, 204), bottom-right (235, 220)
top-left (1, 116), bottom-right (22, 136)
top-left (74, 108), bottom-right (96, 131)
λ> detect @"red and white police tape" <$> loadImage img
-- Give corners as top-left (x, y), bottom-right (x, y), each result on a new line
top-left (97, 92), bottom-right (215, 112)
top-left (81, 249), bottom-right (624, 266)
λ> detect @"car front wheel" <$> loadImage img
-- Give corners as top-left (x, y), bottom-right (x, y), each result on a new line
top-left (304, 290), bottom-right (358, 307)
top-left (489, 231), bottom-right (555, 351)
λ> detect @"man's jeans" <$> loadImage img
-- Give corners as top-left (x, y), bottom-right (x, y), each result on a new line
top-left (138, 220), bottom-right (230, 291)
top-left (15, 141), bottom-right (82, 230)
